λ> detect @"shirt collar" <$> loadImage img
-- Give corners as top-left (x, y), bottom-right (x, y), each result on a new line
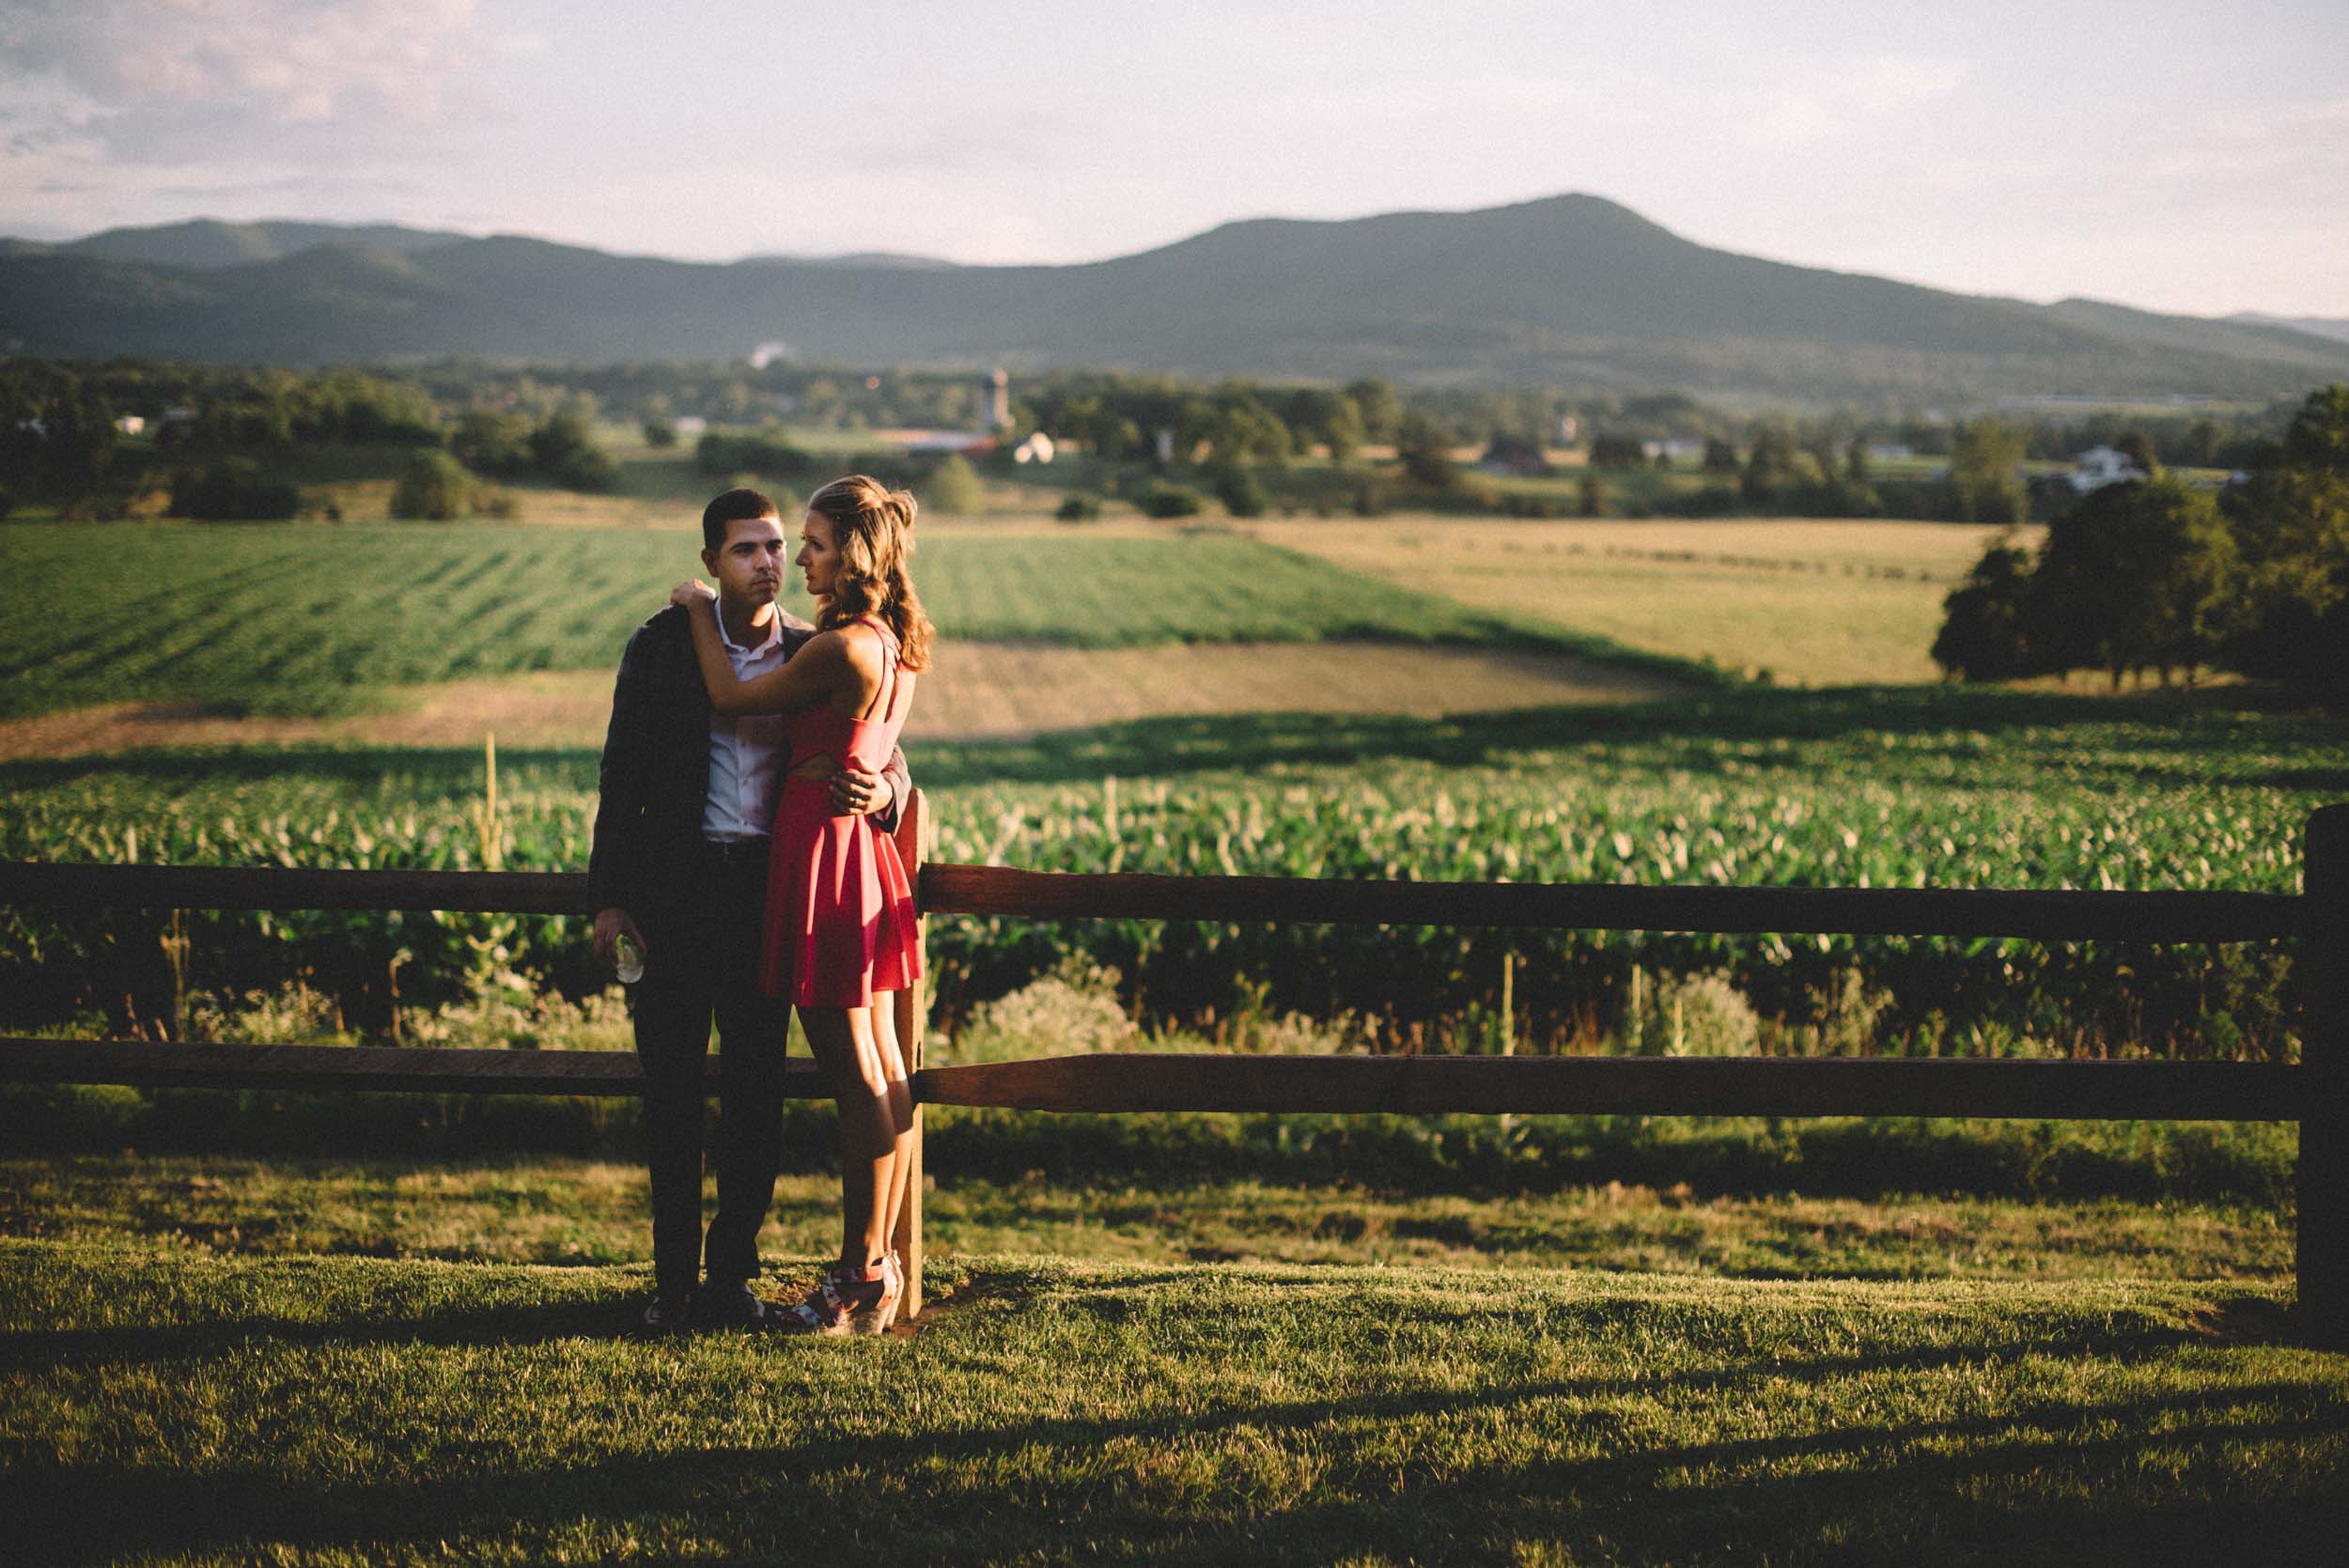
top-left (715, 601), bottom-right (784, 658)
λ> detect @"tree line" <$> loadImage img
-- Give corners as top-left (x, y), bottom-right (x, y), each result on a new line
top-left (1933, 386), bottom-right (2347, 688)
top-left (0, 353), bottom-right (2318, 527)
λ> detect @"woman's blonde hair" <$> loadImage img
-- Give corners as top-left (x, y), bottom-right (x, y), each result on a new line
top-left (806, 474), bottom-right (935, 671)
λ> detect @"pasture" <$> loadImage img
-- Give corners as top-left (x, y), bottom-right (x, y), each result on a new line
top-left (1250, 516), bottom-right (2046, 686)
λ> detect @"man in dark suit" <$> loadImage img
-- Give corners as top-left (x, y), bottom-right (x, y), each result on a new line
top-left (588, 487), bottom-right (910, 1330)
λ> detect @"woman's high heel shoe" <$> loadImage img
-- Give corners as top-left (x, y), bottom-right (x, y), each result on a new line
top-left (844, 1250), bottom-right (902, 1337)
top-left (777, 1252), bottom-right (901, 1337)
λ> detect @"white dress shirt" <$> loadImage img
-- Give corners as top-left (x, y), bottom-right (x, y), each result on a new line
top-left (700, 608), bottom-right (790, 842)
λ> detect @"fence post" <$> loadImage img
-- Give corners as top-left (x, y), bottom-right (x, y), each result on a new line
top-left (2302, 805), bottom-right (2349, 1351)
top-left (892, 789), bottom-right (929, 1320)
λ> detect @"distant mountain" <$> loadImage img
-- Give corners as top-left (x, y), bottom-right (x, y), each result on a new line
top-left (2229, 311), bottom-right (2349, 348)
top-left (6, 195), bottom-right (2346, 404)
top-left (740, 251), bottom-right (961, 271)
top-left (0, 217), bottom-right (474, 270)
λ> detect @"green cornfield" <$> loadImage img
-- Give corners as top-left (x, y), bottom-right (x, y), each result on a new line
top-left (3, 691), bottom-right (2331, 1057)
top-left (0, 522), bottom-right (1660, 719)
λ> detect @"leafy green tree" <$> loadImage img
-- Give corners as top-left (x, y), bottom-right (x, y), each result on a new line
top-left (1947, 418), bottom-right (2029, 525)
top-left (527, 411), bottom-right (595, 472)
top-left (2282, 383), bottom-right (2349, 474)
top-left (1343, 377), bottom-right (1402, 443)
top-left (1702, 438), bottom-right (1739, 474)
top-left (1320, 394), bottom-right (1365, 466)
top-left (1931, 535), bottom-right (2037, 681)
top-left (1740, 427), bottom-right (1801, 502)
top-left (1053, 493), bottom-right (1103, 522)
top-left (554, 444), bottom-right (621, 493)
top-left (1210, 464), bottom-right (1268, 519)
top-left (389, 450), bottom-right (475, 520)
top-left (1394, 412), bottom-right (1460, 491)
top-left (2221, 386), bottom-right (2349, 681)
top-left (642, 417), bottom-right (677, 449)
top-left (2115, 429), bottom-right (2161, 476)
top-left (922, 455), bottom-right (986, 516)
top-left (1135, 481), bottom-right (1204, 519)
top-left (170, 458), bottom-right (302, 521)
top-left (2034, 476), bottom-right (2237, 687)
top-left (1579, 474), bottom-right (1606, 518)
top-left (1588, 434), bottom-right (1645, 469)
top-left (452, 410), bottom-right (534, 476)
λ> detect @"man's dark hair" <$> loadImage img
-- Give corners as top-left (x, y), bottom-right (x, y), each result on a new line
top-left (702, 487), bottom-right (779, 550)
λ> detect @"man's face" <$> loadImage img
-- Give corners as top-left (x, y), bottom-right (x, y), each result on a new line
top-left (701, 514), bottom-right (787, 609)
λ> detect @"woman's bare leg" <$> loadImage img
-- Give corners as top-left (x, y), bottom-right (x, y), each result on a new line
top-left (872, 995), bottom-right (915, 1254)
top-left (799, 1003), bottom-right (909, 1268)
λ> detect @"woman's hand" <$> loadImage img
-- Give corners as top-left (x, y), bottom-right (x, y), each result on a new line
top-left (670, 579), bottom-right (717, 610)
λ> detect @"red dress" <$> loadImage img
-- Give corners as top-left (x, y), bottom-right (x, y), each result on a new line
top-left (757, 618), bottom-right (923, 1006)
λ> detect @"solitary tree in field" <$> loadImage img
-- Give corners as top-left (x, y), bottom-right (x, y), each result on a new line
top-left (921, 455), bottom-right (986, 517)
top-left (390, 450), bottom-right (474, 520)
top-left (2035, 476), bottom-right (2237, 688)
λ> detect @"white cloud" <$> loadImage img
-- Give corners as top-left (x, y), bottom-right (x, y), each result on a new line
top-left (1736, 53), bottom-right (1972, 151)
top-left (0, 0), bottom-right (490, 162)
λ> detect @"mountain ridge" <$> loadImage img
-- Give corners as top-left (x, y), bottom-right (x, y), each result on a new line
top-left (5, 194), bottom-right (2344, 404)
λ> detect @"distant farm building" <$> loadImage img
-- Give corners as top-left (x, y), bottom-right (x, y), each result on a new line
top-left (114, 415), bottom-right (146, 436)
top-left (2068, 445), bottom-right (2150, 493)
top-left (1011, 431), bottom-right (1055, 465)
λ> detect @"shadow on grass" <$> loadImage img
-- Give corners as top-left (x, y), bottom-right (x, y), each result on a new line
top-left (11, 1322), bottom-right (2342, 1565)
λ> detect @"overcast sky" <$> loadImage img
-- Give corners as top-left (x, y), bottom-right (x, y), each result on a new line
top-left (3, 0), bottom-right (2344, 317)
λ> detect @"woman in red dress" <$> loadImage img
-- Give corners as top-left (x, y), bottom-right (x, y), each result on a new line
top-left (670, 474), bottom-right (933, 1334)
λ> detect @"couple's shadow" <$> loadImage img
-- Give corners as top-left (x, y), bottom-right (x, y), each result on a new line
top-left (2, 1265), bottom-right (1029, 1374)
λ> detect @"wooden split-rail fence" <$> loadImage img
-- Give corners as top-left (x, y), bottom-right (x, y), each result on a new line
top-left (3, 797), bottom-right (2342, 1343)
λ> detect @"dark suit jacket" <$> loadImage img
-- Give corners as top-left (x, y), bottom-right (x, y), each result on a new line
top-left (586, 603), bottom-right (910, 935)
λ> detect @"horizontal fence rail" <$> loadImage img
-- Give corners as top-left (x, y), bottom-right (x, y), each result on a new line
top-left (922, 865), bottom-right (2310, 943)
top-left (0, 1037), bottom-right (829, 1098)
top-left (912, 1053), bottom-right (2304, 1123)
top-left (0, 860), bottom-right (2310, 943)
top-left (2, 1037), bottom-right (2298, 1122)
top-left (2, 797), bottom-right (2341, 1347)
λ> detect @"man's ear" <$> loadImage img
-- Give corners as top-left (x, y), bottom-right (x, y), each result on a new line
top-left (700, 545), bottom-right (719, 576)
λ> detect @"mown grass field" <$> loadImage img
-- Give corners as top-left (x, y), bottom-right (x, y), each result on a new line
top-left (2, 520), bottom-right (1687, 720)
top-left (1251, 516), bottom-right (2046, 685)
top-left (0, 1144), bottom-right (2297, 1280)
top-left (7, 1232), bottom-right (2343, 1565)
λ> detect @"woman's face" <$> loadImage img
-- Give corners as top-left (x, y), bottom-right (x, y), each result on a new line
top-left (796, 511), bottom-right (840, 600)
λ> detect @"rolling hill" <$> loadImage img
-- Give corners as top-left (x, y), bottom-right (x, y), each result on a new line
top-left (6, 194), bottom-right (2345, 404)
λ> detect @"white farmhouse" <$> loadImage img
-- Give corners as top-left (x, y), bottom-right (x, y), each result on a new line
top-left (2068, 445), bottom-right (2148, 494)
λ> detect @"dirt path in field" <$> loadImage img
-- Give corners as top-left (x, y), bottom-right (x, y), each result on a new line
top-left (0, 641), bottom-right (1688, 759)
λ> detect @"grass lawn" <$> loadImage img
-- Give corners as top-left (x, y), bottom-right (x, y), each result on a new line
top-left (5, 1230), bottom-right (2342, 1564)
top-left (1251, 516), bottom-right (2046, 685)
top-left (0, 1154), bottom-right (2296, 1280)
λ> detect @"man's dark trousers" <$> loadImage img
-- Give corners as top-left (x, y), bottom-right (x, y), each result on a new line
top-left (632, 838), bottom-right (788, 1297)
